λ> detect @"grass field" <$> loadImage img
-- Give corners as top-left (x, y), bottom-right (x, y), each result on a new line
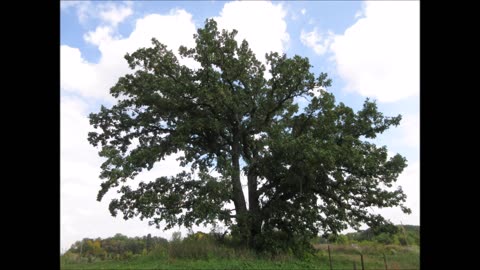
top-left (61, 244), bottom-right (419, 270)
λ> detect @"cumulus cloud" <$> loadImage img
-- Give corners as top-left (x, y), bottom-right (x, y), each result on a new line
top-left (375, 160), bottom-right (419, 225)
top-left (329, 1), bottom-right (419, 102)
top-left (61, 9), bottom-right (198, 101)
top-left (99, 2), bottom-right (133, 27)
top-left (380, 113), bottom-right (419, 151)
top-left (60, 96), bottom-right (100, 166)
top-left (300, 28), bottom-right (334, 55)
top-left (400, 114), bottom-right (419, 148)
top-left (354, 3), bottom-right (366, 19)
top-left (61, 46), bottom-right (107, 100)
top-left (62, 1), bottom-right (290, 101)
top-left (61, 1), bottom-right (93, 24)
top-left (83, 26), bottom-right (115, 46)
top-left (61, 7), bottom-right (203, 251)
top-left (60, 1), bottom-right (84, 10)
top-left (61, 1), bottom-right (133, 27)
top-left (61, 96), bottom-right (188, 251)
top-left (213, 1), bottom-right (289, 65)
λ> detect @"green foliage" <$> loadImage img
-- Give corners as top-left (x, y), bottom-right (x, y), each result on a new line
top-left (66, 234), bottom-right (169, 261)
top-left (147, 242), bottom-right (169, 260)
top-left (88, 18), bottom-right (410, 256)
top-left (345, 224), bottom-right (420, 246)
top-left (61, 251), bottom-right (82, 264)
top-left (168, 234), bottom-right (237, 260)
top-left (61, 240), bottom-right (419, 270)
top-left (376, 232), bottom-right (394, 244)
top-left (327, 234), bottom-right (348, 244)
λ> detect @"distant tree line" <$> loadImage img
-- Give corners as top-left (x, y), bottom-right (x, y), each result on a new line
top-left (64, 225), bottom-right (419, 262)
top-left (317, 224), bottom-right (420, 246)
top-left (66, 233), bottom-right (168, 261)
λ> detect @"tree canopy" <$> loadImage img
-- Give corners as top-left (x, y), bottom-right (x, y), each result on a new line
top-left (88, 19), bottom-right (410, 254)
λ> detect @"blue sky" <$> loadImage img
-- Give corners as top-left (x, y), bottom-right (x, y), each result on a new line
top-left (61, 1), bottom-right (419, 252)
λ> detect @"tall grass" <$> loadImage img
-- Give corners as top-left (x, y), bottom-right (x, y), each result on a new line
top-left (148, 234), bottom-right (257, 260)
top-left (61, 234), bottom-right (420, 270)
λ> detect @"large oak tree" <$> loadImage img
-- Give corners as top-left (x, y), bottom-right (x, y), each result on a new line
top-left (88, 19), bottom-right (410, 253)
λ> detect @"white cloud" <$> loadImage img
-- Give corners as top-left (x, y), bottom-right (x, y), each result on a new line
top-left (374, 160), bottom-right (419, 225)
top-left (301, 8), bottom-right (306, 15)
top-left (330, 1), bottom-right (419, 103)
top-left (125, 9), bottom-right (198, 66)
top-left (400, 114), bottom-right (419, 148)
top-left (61, 96), bottom-right (188, 251)
top-left (60, 46), bottom-right (108, 100)
top-left (213, 1), bottom-right (289, 65)
top-left (354, 10), bottom-right (364, 19)
top-left (307, 86), bottom-right (328, 98)
top-left (60, 1), bottom-right (133, 27)
top-left (300, 28), bottom-right (334, 55)
top-left (354, 2), bottom-right (366, 19)
top-left (60, 96), bottom-right (102, 187)
top-left (60, 1), bottom-right (94, 25)
top-left (99, 2), bottom-right (133, 27)
top-left (63, 1), bottom-right (290, 92)
top-left (61, 7), bottom-right (203, 251)
top-left (380, 113), bottom-right (419, 151)
top-left (61, 9), bottom-right (199, 101)
top-left (83, 26), bottom-right (114, 46)
top-left (60, 1), bottom-right (83, 10)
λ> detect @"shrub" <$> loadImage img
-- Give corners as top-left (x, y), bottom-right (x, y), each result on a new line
top-left (254, 231), bottom-right (314, 259)
top-left (61, 251), bottom-right (80, 264)
top-left (122, 251), bottom-right (133, 260)
top-left (148, 243), bottom-right (168, 260)
top-left (376, 232), bottom-right (394, 245)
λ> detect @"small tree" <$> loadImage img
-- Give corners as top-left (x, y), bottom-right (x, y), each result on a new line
top-left (171, 232), bottom-right (182, 242)
top-left (145, 233), bottom-right (153, 251)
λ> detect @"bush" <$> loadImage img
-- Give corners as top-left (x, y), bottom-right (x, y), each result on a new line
top-left (376, 232), bottom-right (394, 245)
top-left (168, 234), bottom-right (227, 260)
top-left (327, 234), bottom-right (349, 245)
top-left (398, 236), bottom-right (408, 246)
top-left (166, 232), bottom-right (268, 260)
top-left (148, 243), bottom-right (169, 260)
top-left (61, 251), bottom-right (81, 264)
top-left (122, 251), bottom-right (133, 260)
top-left (336, 235), bottom-right (349, 244)
top-left (254, 231), bottom-right (314, 259)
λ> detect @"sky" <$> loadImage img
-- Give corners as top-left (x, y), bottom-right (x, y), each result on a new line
top-left (61, 0), bottom-right (419, 253)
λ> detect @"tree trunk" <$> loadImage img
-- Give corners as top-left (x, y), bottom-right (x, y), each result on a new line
top-left (248, 171), bottom-right (261, 249)
top-left (231, 134), bottom-right (248, 245)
